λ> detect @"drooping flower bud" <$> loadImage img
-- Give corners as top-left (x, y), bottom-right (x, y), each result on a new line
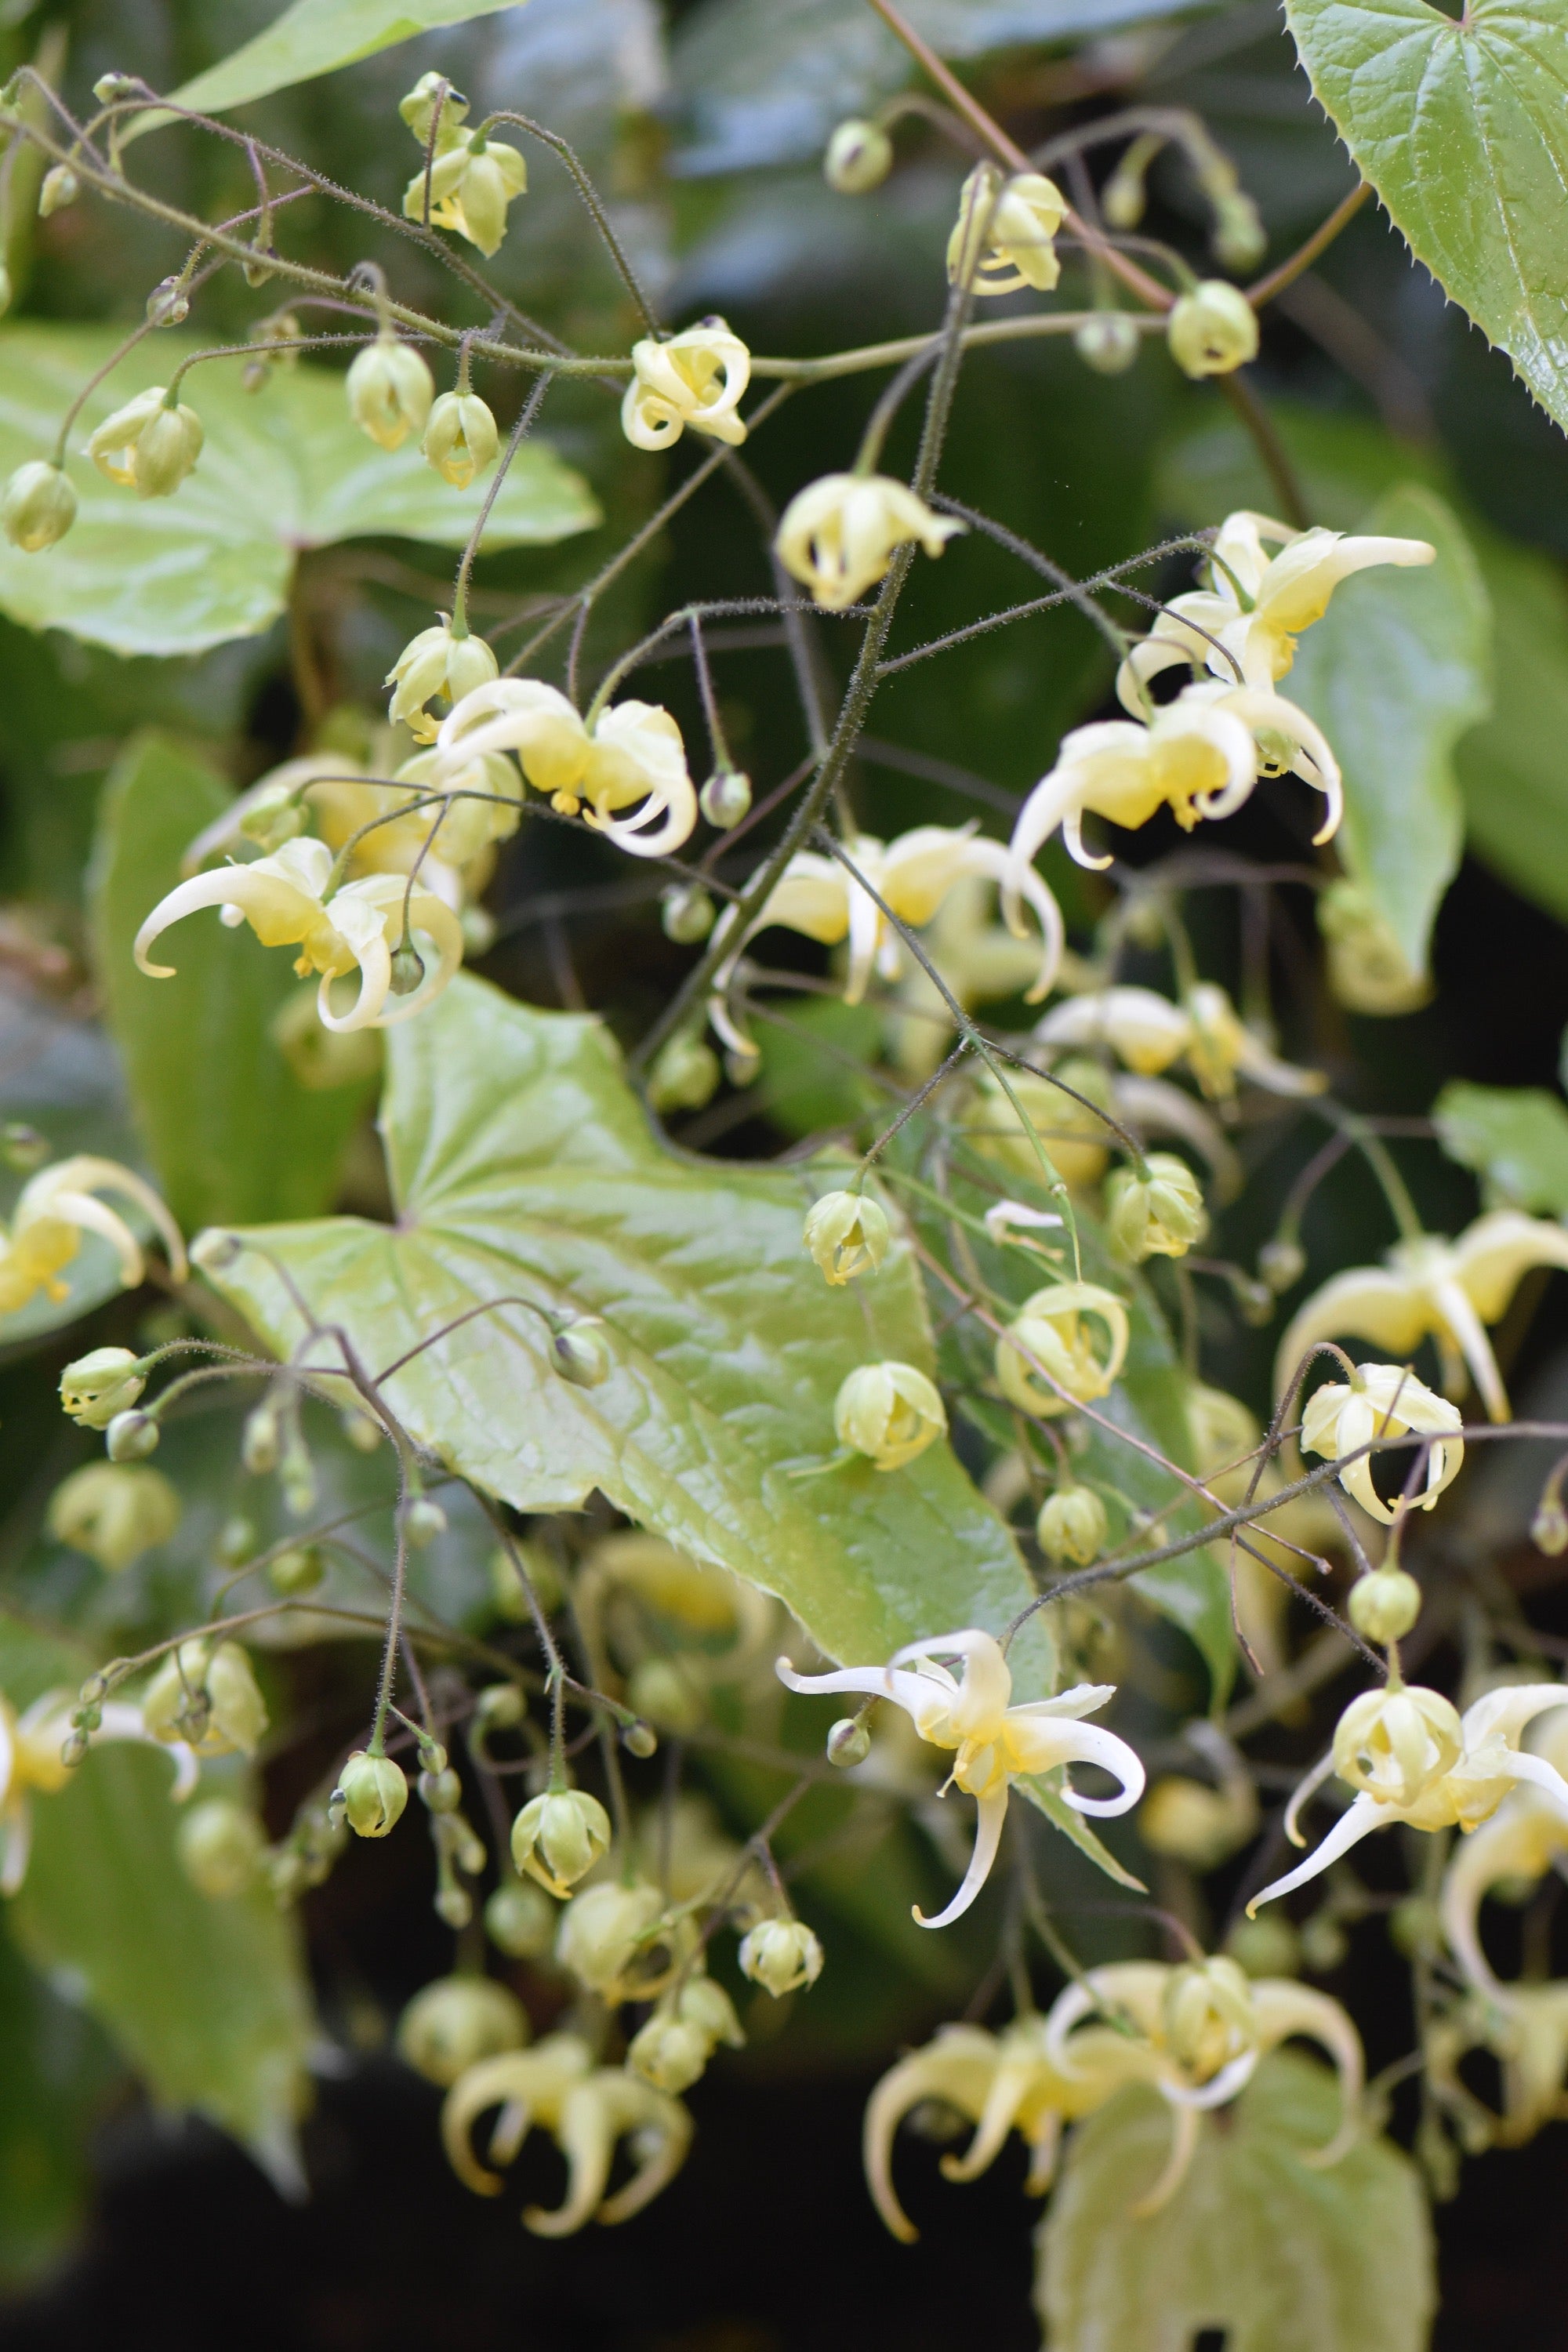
top-left (396, 1974), bottom-right (528, 2087)
top-left (386, 612), bottom-right (499, 744)
top-left (626, 1657), bottom-right (706, 1737)
top-left (485, 1875), bottom-right (557, 1958)
top-left (1073, 312), bottom-right (1141, 376)
top-left (269, 1543), bottom-right (323, 1595)
top-left (776, 473), bottom-right (964, 611)
top-left (59, 1347), bottom-right (145, 1429)
top-left (510, 1785), bottom-right (612, 1895)
top-left (106, 1409), bottom-right (160, 1461)
top-left (648, 1031), bottom-right (721, 1116)
top-left (145, 274), bottom-right (191, 325)
top-left (346, 330), bottom-right (434, 452)
top-left (1213, 191), bottom-right (1267, 271)
top-left (660, 883), bottom-right (716, 946)
top-left (423, 388), bottom-right (499, 488)
top-left (550, 1318), bottom-right (611, 1388)
top-left (398, 71), bottom-right (470, 147)
top-left (38, 164), bottom-right (78, 216)
top-left (995, 1282), bottom-right (1131, 1417)
top-left (1347, 1566), bottom-right (1422, 1645)
top-left (93, 72), bottom-right (143, 103)
top-left (622, 1717), bottom-right (659, 1759)
top-left (1105, 1152), bottom-right (1208, 1262)
top-left (1035, 1482), bottom-right (1108, 1566)
top-left (217, 1515), bottom-right (256, 1567)
top-left (143, 1638), bottom-right (268, 1756)
top-left (333, 1748), bottom-right (409, 1838)
top-left (1533, 1496), bottom-right (1568, 1557)
top-left (2, 459), bottom-right (77, 552)
top-left (177, 1797), bottom-right (266, 1898)
top-left (824, 118), bottom-right (893, 193)
top-left (1166, 281), bottom-right (1260, 378)
top-left (87, 387), bottom-right (204, 497)
top-left (699, 768), bottom-right (752, 829)
top-left (833, 1360), bottom-right (946, 1470)
top-left (241, 1400), bottom-right (281, 1474)
top-left (405, 1497), bottom-right (448, 1548)
top-left (826, 1715), bottom-right (871, 1767)
top-left (627, 2009), bottom-right (711, 2094)
top-left (46, 1461), bottom-right (181, 1572)
top-left (804, 1191), bottom-right (891, 1287)
top-left (1258, 1236), bottom-right (1306, 1294)
top-left (555, 1879), bottom-right (667, 1997)
top-left (403, 132), bottom-right (528, 257)
top-left (739, 1917), bottom-right (824, 1997)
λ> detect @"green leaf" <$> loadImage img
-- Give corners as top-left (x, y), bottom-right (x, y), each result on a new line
top-left (1285, 481), bottom-right (1491, 975)
top-left (198, 974), bottom-right (1049, 1684)
top-left (1022, 1773), bottom-right (1146, 1891)
top-left (673, 0), bottom-right (1215, 173)
top-left (1432, 1080), bottom-right (1568, 1214)
top-left (1452, 533), bottom-right (1568, 927)
top-left (162, 0), bottom-right (522, 120)
top-left (1283, 0), bottom-right (1568, 434)
top-left (0, 325), bottom-right (598, 657)
top-left (89, 734), bottom-right (376, 1234)
top-left (0, 1915), bottom-right (115, 2288)
top-left (0, 1617), bottom-right (314, 2188)
top-left (1037, 2052), bottom-right (1436, 2352)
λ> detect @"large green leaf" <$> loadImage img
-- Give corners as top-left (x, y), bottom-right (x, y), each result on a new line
top-left (673, 0), bottom-right (1214, 173)
top-left (1037, 2053), bottom-right (1436, 2352)
top-left (163, 0), bottom-right (522, 120)
top-left (1283, 0), bottom-right (1568, 434)
top-left (0, 325), bottom-right (597, 657)
top-left (0, 1616), bottom-right (314, 2188)
top-left (1285, 481), bottom-right (1491, 974)
top-left (197, 975), bottom-right (1049, 1683)
top-left (89, 733), bottom-right (376, 1234)
top-left (1432, 1080), bottom-right (1568, 1215)
top-left (1451, 532), bottom-right (1568, 926)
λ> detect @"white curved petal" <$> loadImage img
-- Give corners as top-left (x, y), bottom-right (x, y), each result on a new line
top-left (1247, 1791), bottom-right (1387, 1914)
top-left (914, 1786), bottom-right (1009, 1929)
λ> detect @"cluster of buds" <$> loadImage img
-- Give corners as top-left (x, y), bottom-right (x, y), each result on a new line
top-left (143, 1639), bottom-right (268, 1758)
top-left (414, 1729), bottom-right (487, 1926)
top-left (399, 75), bottom-right (528, 258)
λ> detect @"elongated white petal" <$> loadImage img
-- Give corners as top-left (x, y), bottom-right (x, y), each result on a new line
top-left (133, 866), bottom-right (299, 979)
top-left (1131, 2096), bottom-right (1200, 2216)
top-left (1054, 1721), bottom-right (1145, 1817)
top-left (1252, 1981), bottom-right (1364, 2165)
top-left (1247, 1791), bottom-right (1387, 1914)
top-left (914, 1785), bottom-right (1009, 1929)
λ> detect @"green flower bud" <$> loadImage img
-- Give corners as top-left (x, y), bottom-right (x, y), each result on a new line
top-left (386, 942), bottom-right (426, 997)
top-left (804, 1190), bottom-right (891, 1287)
top-left (143, 1638), bottom-right (268, 1757)
top-left (556, 1879), bottom-right (666, 1997)
top-left (1, 1123), bottom-right (49, 1171)
top-left (739, 1917), bottom-right (824, 1997)
top-left (59, 1347), bottom-right (145, 1430)
top-left (699, 768), bottom-right (752, 829)
top-left (1347, 1566), bottom-right (1422, 1644)
top-left (396, 1973), bottom-right (528, 2087)
top-left (1213, 192), bottom-right (1267, 271)
top-left (385, 612), bottom-right (499, 742)
top-left (38, 164), bottom-right (78, 216)
top-left (1533, 1498), bottom-right (1568, 1557)
top-left (346, 331), bottom-right (434, 452)
top-left (2, 459), bottom-right (77, 552)
top-left (217, 1515), bottom-right (256, 1567)
top-left (1106, 1152), bottom-right (1208, 1263)
top-left (834, 1360), bottom-right (946, 1470)
top-left (333, 1748), bottom-right (409, 1838)
top-left (648, 1031), bottom-right (721, 1116)
top-left (399, 72), bottom-right (470, 147)
top-left (626, 1657), bottom-right (706, 1737)
top-left (1166, 281), bottom-right (1260, 378)
top-left (107, 1408), bottom-right (160, 1461)
top-left (241, 1402), bottom-right (281, 1475)
top-left (1036, 1483), bottom-right (1108, 1566)
top-left (405, 1496), bottom-right (448, 1548)
top-left (824, 118), bottom-right (894, 194)
top-left (1073, 313), bottom-right (1141, 375)
top-left (420, 1766), bottom-right (463, 1813)
top-left (550, 1318), bottom-right (611, 1389)
top-left (88, 387), bottom-right (203, 498)
top-left (1258, 1236), bottom-right (1306, 1294)
top-left (1101, 155), bottom-right (1147, 230)
top-left (93, 73), bottom-right (143, 103)
top-left (422, 388), bottom-right (499, 488)
top-left (510, 1785), bottom-right (611, 1894)
top-left (177, 1797), bottom-right (265, 1899)
top-left (47, 1461), bottom-right (180, 1572)
top-left (622, 1718), bottom-right (658, 1759)
top-left (269, 1544), bottom-right (324, 1595)
top-left (826, 1716), bottom-right (871, 1766)
top-left (485, 1875), bottom-right (557, 1958)
top-left (660, 883), bottom-right (716, 946)
top-left (145, 274), bottom-right (191, 325)
top-left (628, 2008), bottom-right (711, 2093)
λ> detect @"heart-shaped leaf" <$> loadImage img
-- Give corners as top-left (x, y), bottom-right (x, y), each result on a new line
top-left (197, 974), bottom-right (1049, 1683)
top-left (0, 325), bottom-right (597, 656)
top-left (1284, 0), bottom-right (1568, 433)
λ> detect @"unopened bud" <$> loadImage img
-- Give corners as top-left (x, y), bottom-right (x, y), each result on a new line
top-left (1, 1123), bottom-right (49, 1170)
top-left (269, 1544), bottom-right (323, 1595)
top-left (93, 72), bottom-right (141, 102)
top-left (648, 1031), bottom-right (721, 1116)
top-left (628, 2009), bottom-right (710, 2093)
top-left (739, 1917), bottom-right (824, 1997)
top-left (334, 1748), bottom-right (409, 1838)
top-left (1347, 1566), bottom-right (1422, 1644)
top-left (145, 274), bottom-right (191, 325)
top-left (510, 1785), bottom-right (611, 1893)
top-left (485, 1875), bottom-right (557, 1958)
top-left (1213, 192), bottom-right (1267, 271)
top-left (238, 779), bottom-right (305, 851)
top-left (60, 1730), bottom-right (88, 1769)
top-left (1533, 1497), bottom-right (1568, 1557)
top-left (2, 459), bottom-right (77, 553)
top-left (824, 118), bottom-right (893, 194)
top-left (38, 164), bottom-right (78, 217)
top-left (1106, 1152), bottom-right (1207, 1262)
top-left (420, 1766), bottom-right (463, 1813)
top-left (556, 1878), bottom-right (667, 1996)
top-left (216, 1515), bottom-right (256, 1568)
top-left (405, 1496), bottom-right (447, 1548)
top-left (242, 1403), bottom-right (281, 1474)
top-left (346, 331), bottom-right (434, 452)
top-left (106, 1408), bottom-right (160, 1461)
top-left (143, 1638), bottom-right (267, 1757)
top-left (1167, 281), bottom-right (1259, 378)
top-left (178, 1798), bottom-right (265, 1899)
top-left (660, 882), bottom-right (716, 945)
top-left (423, 388), bottom-right (499, 488)
top-left (389, 943), bottom-right (426, 997)
top-left (622, 1718), bottom-right (658, 1759)
top-left (1074, 312), bottom-right (1141, 375)
top-left (804, 1190), bottom-right (890, 1287)
top-left (397, 1974), bottom-right (528, 2086)
top-left (1258, 1236), bottom-right (1306, 1294)
top-left (699, 768), bottom-right (752, 829)
top-left (834, 1359), bottom-right (946, 1470)
top-left (550, 1318), bottom-right (611, 1388)
top-left (1036, 1483), bottom-right (1108, 1566)
top-left (826, 1716), bottom-right (871, 1767)
top-left (1225, 1911), bottom-right (1300, 1979)
top-left (626, 1657), bottom-right (706, 1737)
top-left (60, 1347), bottom-right (145, 1430)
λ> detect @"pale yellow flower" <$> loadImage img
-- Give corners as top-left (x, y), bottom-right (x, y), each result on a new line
top-left (1300, 1363), bottom-right (1464, 1525)
top-left (135, 836), bottom-right (464, 1031)
top-left (779, 1628), bottom-right (1142, 1928)
top-left (833, 1360), bottom-right (947, 1469)
top-left (1004, 681), bottom-right (1340, 904)
top-left (442, 2034), bottom-right (692, 2234)
top-left (775, 473), bottom-right (964, 610)
top-left (403, 134), bottom-right (527, 257)
top-left (621, 319), bottom-right (750, 451)
top-left (1276, 1210), bottom-right (1568, 1422)
top-left (993, 1280), bottom-right (1131, 1418)
top-left (0, 1686), bottom-right (197, 1893)
top-left (1441, 1706), bottom-right (1568, 1998)
top-left (946, 164), bottom-right (1067, 296)
top-left (1431, 1985), bottom-right (1568, 2148)
top-left (435, 680), bottom-right (696, 859)
top-left (0, 1156), bottom-right (187, 1320)
top-left (1035, 980), bottom-right (1323, 1099)
top-left (1250, 1682), bottom-right (1568, 1913)
top-left (1118, 509), bottom-right (1436, 702)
